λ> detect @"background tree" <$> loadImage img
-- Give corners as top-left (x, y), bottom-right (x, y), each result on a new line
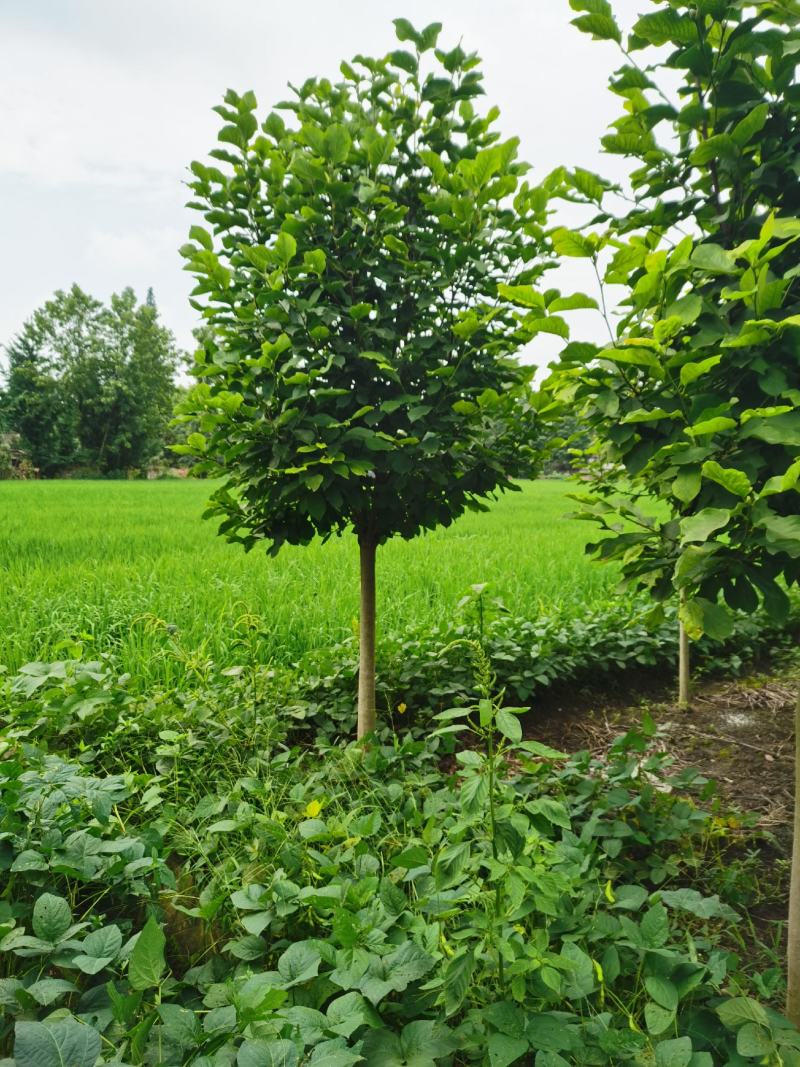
top-left (547, 0), bottom-right (800, 1018)
top-left (2, 285), bottom-right (181, 475)
top-left (177, 19), bottom-right (564, 737)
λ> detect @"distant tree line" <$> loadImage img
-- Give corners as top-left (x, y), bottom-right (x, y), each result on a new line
top-left (0, 285), bottom-right (185, 477)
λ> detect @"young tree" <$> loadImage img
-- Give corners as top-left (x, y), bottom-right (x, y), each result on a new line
top-left (177, 20), bottom-right (562, 737)
top-left (548, 0), bottom-right (800, 1017)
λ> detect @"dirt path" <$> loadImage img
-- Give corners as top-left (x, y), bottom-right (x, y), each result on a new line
top-left (527, 669), bottom-right (798, 842)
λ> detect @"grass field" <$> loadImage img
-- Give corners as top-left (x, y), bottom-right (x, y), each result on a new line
top-left (0, 478), bottom-right (617, 686)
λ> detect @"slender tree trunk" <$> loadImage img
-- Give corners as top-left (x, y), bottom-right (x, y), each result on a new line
top-left (357, 534), bottom-right (377, 739)
top-left (786, 692), bottom-right (800, 1025)
top-left (678, 591), bottom-right (691, 710)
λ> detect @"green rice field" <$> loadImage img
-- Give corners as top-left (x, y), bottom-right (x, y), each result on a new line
top-left (0, 478), bottom-right (616, 686)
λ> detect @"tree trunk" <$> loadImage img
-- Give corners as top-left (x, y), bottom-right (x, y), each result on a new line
top-left (678, 619), bottom-right (691, 709)
top-left (357, 534), bottom-right (377, 739)
top-left (786, 692), bottom-right (800, 1025)
top-left (678, 590), bottom-right (690, 710)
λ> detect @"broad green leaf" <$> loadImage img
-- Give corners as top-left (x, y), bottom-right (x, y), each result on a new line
top-left (690, 134), bottom-right (737, 165)
top-left (547, 292), bottom-right (598, 312)
top-left (673, 469), bottom-right (701, 503)
top-left (495, 708), bottom-right (522, 743)
top-left (716, 996), bottom-right (769, 1029)
top-left (731, 104), bottom-right (769, 147)
top-left (736, 1022), bottom-right (774, 1058)
top-left (323, 124), bottom-right (352, 164)
top-left (128, 917), bottom-right (166, 991)
top-left (634, 10), bottom-right (697, 45)
top-left (645, 976), bottom-right (679, 1011)
top-left (303, 249), bottom-right (326, 275)
top-left (32, 895), bottom-right (71, 943)
top-left (274, 231), bottom-right (297, 266)
top-left (497, 283), bottom-right (544, 309)
top-left (645, 1001), bottom-right (676, 1036)
top-left (488, 1032), bottom-right (529, 1067)
top-left (701, 461), bottom-right (751, 498)
top-left (660, 888), bottom-right (738, 921)
top-left (680, 507), bottom-right (731, 543)
top-left (685, 416), bottom-right (736, 437)
top-left (690, 244), bottom-right (736, 273)
top-left (15, 1020), bottom-right (101, 1067)
top-left (680, 355), bottom-right (721, 386)
top-left (571, 12), bottom-right (621, 42)
top-left (551, 228), bottom-right (592, 257)
top-left (443, 950), bottom-right (474, 1016)
top-left (655, 1036), bottom-right (693, 1067)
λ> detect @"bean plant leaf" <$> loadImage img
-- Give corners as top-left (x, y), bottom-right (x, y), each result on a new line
top-left (127, 917), bottom-right (166, 991)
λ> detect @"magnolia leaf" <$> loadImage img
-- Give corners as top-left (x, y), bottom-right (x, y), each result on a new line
top-left (680, 355), bottom-right (721, 386)
top-left (551, 228), bottom-right (592, 257)
top-left (680, 508), bottom-right (731, 543)
top-left (701, 461), bottom-right (751, 498)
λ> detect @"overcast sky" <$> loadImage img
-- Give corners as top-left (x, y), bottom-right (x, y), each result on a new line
top-left (0, 0), bottom-right (646, 368)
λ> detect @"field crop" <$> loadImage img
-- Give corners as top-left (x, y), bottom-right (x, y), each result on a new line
top-left (0, 478), bottom-right (615, 686)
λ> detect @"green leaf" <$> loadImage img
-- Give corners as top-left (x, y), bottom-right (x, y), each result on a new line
top-left (736, 1022), bottom-right (774, 1058)
top-left (680, 355), bottom-right (721, 386)
top-left (497, 283), bottom-right (544, 309)
top-left (529, 797), bottom-right (571, 830)
top-left (278, 941), bottom-right (320, 985)
top-left (690, 244), bottom-right (736, 273)
top-left (716, 996), bottom-right (769, 1029)
top-left (127, 917), bottom-right (166, 991)
top-left (303, 249), bottom-right (326, 275)
top-left (660, 888), bottom-right (738, 921)
top-left (655, 1036), bottom-right (693, 1067)
top-left (640, 903), bottom-right (669, 948)
top-left (32, 895), bottom-right (71, 943)
top-left (645, 976), bottom-right (679, 1011)
top-left (680, 507), bottom-right (731, 543)
top-left (634, 10), bottom-right (697, 45)
top-left (551, 228), bottom-right (592, 257)
top-left (384, 234), bottom-right (408, 257)
top-left (645, 1001), bottom-right (676, 1036)
top-left (15, 1020), bottom-right (101, 1067)
top-left (324, 124), bottom-right (352, 164)
top-left (238, 1039), bottom-right (298, 1067)
top-left (547, 293), bottom-right (598, 312)
top-left (731, 104), bottom-right (769, 147)
top-left (673, 469), bottom-right (701, 504)
top-left (685, 416), bottom-right (736, 437)
top-left (571, 12), bottom-right (621, 42)
top-left (158, 1003), bottom-right (201, 1050)
top-left (274, 231), bottom-right (297, 266)
top-left (690, 134), bottom-right (737, 165)
top-left (701, 461), bottom-right (751, 498)
top-left (393, 17), bottom-right (421, 46)
top-left (488, 1032), bottom-right (530, 1067)
top-left (26, 979), bottom-right (78, 1007)
top-left (495, 708), bottom-right (522, 743)
top-left (443, 950), bottom-right (474, 1016)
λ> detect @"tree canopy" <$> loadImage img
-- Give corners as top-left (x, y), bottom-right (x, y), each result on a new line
top-left (2, 285), bottom-right (181, 476)
top-left (177, 20), bottom-right (565, 733)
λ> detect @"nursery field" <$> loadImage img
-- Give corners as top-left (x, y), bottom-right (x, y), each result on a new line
top-left (0, 478), bottom-right (615, 684)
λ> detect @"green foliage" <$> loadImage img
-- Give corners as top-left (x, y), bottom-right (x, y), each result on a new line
top-left (176, 23), bottom-right (561, 555)
top-left (547, 1), bottom-right (800, 637)
top-left (2, 285), bottom-right (181, 476)
top-left (1, 655), bottom-right (797, 1063)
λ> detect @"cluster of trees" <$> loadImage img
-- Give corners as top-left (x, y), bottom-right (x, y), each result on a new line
top-left (175, 4), bottom-right (799, 1012)
top-left (0, 285), bottom-right (182, 476)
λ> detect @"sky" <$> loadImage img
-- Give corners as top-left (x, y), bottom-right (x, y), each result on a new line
top-left (0, 0), bottom-right (647, 369)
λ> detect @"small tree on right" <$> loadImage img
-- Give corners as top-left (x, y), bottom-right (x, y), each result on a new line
top-left (548, 0), bottom-right (800, 1018)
